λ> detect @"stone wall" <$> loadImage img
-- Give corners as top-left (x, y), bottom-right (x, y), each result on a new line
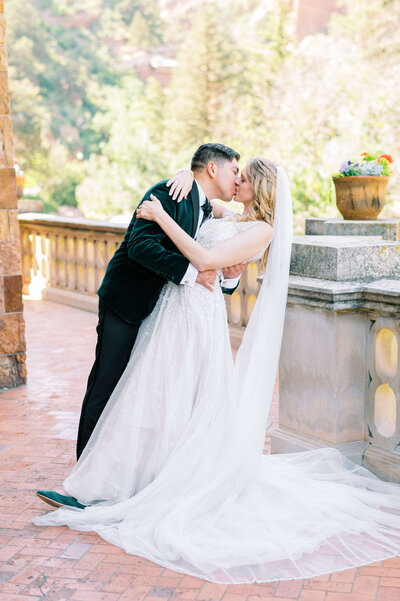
top-left (0, 1), bottom-right (26, 389)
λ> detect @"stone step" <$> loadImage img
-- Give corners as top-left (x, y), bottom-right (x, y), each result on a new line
top-left (290, 235), bottom-right (400, 281)
top-left (305, 217), bottom-right (400, 240)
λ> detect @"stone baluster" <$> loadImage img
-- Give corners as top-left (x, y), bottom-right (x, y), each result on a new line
top-left (0, 1), bottom-right (26, 388)
top-left (17, 213), bottom-right (258, 349)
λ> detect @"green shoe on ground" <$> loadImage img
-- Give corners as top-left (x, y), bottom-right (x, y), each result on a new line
top-left (36, 489), bottom-right (86, 510)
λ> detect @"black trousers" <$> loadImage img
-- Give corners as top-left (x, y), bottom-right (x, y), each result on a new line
top-left (76, 299), bottom-right (140, 459)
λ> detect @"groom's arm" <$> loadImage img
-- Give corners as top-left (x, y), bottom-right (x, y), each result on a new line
top-left (127, 184), bottom-right (190, 284)
top-left (221, 279), bottom-right (240, 296)
top-left (220, 262), bottom-right (248, 295)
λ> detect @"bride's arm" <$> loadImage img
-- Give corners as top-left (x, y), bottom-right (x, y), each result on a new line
top-left (136, 194), bottom-right (273, 271)
top-left (166, 170), bottom-right (194, 202)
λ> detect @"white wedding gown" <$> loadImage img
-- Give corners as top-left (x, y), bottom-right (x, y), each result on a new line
top-left (34, 215), bottom-right (400, 584)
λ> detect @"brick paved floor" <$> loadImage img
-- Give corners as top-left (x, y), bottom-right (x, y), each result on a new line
top-left (0, 299), bottom-right (399, 601)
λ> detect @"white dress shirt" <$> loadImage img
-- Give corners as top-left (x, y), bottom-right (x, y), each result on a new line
top-left (179, 180), bottom-right (239, 289)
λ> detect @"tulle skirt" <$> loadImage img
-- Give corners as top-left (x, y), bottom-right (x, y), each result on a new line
top-left (34, 279), bottom-right (400, 583)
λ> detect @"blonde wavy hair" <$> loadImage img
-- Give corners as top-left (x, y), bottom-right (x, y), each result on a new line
top-left (239, 157), bottom-right (278, 272)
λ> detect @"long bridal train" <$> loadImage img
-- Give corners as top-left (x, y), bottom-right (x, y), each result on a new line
top-left (33, 168), bottom-right (400, 583)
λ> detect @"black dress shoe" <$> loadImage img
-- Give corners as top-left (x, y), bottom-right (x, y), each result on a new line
top-left (36, 490), bottom-right (86, 509)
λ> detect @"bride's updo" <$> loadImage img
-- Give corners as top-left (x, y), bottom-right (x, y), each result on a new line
top-left (240, 157), bottom-right (277, 271)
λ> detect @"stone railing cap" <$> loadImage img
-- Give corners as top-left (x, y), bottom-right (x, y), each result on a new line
top-left (18, 212), bottom-right (129, 233)
top-left (288, 275), bottom-right (400, 314)
top-left (306, 217), bottom-right (400, 225)
top-left (293, 234), bottom-right (397, 248)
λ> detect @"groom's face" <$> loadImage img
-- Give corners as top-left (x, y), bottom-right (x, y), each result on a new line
top-left (214, 158), bottom-right (240, 202)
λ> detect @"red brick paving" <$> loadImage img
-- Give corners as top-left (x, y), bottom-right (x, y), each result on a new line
top-left (0, 299), bottom-right (399, 600)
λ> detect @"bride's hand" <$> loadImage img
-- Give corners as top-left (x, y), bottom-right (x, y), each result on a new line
top-left (136, 194), bottom-right (164, 222)
top-left (166, 169), bottom-right (194, 202)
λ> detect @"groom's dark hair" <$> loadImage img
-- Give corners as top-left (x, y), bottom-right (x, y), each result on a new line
top-left (191, 143), bottom-right (240, 172)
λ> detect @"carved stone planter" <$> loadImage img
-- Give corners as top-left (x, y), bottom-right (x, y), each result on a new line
top-left (333, 176), bottom-right (389, 220)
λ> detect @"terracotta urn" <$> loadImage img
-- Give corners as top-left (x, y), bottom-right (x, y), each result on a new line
top-left (333, 176), bottom-right (389, 220)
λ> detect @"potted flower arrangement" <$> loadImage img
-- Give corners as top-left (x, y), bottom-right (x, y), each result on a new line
top-left (332, 153), bottom-right (394, 220)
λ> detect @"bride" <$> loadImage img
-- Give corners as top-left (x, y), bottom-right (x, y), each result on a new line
top-left (34, 158), bottom-right (400, 584)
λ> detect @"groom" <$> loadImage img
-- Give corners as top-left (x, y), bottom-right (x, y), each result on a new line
top-left (38, 142), bottom-right (245, 508)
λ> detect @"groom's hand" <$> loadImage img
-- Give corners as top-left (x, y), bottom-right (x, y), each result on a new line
top-left (222, 262), bottom-right (249, 280)
top-left (196, 269), bottom-right (217, 292)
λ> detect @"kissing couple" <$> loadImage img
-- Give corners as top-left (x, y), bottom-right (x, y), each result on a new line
top-left (35, 143), bottom-right (400, 583)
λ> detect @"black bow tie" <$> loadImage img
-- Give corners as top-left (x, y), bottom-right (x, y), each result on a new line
top-left (201, 198), bottom-right (213, 219)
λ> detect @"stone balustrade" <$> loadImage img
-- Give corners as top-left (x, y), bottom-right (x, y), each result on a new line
top-left (19, 212), bottom-right (400, 482)
top-left (18, 214), bottom-right (259, 341)
top-left (19, 214), bottom-right (124, 311)
top-left (273, 230), bottom-right (400, 483)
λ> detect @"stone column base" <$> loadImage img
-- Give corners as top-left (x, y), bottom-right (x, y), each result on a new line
top-left (364, 445), bottom-right (400, 483)
top-left (270, 425), bottom-right (368, 465)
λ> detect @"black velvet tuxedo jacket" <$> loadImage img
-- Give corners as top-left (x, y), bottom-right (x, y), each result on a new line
top-left (98, 180), bottom-right (236, 325)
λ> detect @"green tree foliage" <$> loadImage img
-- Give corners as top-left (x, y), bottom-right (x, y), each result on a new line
top-left (128, 0), bottom-right (164, 49)
top-left (6, 0), bottom-right (400, 222)
top-left (76, 75), bottom-right (168, 217)
top-left (7, 0), bottom-right (116, 158)
top-left (165, 1), bottom-right (245, 160)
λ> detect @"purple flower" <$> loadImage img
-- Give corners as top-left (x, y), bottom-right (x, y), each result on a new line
top-left (340, 161), bottom-right (350, 172)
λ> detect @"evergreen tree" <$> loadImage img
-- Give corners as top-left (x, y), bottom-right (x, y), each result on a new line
top-left (164, 1), bottom-right (245, 165)
top-left (128, 0), bottom-right (165, 49)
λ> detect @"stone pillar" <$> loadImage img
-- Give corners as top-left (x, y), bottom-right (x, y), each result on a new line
top-left (0, 1), bottom-right (26, 388)
top-left (271, 234), bottom-right (400, 482)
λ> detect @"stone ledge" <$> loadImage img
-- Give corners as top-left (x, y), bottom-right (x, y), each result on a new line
top-left (270, 425), bottom-right (368, 465)
top-left (291, 235), bottom-right (400, 281)
top-left (42, 287), bottom-right (98, 314)
top-left (19, 212), bottom-right (128, 235)
top-left (364, 445), bottom-right (400, 483)
top-left (363, 278), bottom-right (400, 295)
top-left (306, 217), bottom-right (400, 240)
top-left (288, 276), bottom-right (400, 314)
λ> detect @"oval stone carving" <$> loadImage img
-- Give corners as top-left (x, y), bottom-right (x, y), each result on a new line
top-left (375, 328), bottom-right (397, 381)
top-left (374, 383), bottom-right (397, 438)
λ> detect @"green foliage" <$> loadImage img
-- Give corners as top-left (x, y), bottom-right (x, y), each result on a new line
top-left (76, 75), bottom-right (168, 217)
top-left (164, 1), bottom-right (245, 160)
top-left (7, 0), bottom-right (400, 223)
top-left (33, 144), bottom-right (85, 207)
top-left (128, 1), bottom-right (164, 49)
top-left (46, 166), bottom-right (85, 208)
